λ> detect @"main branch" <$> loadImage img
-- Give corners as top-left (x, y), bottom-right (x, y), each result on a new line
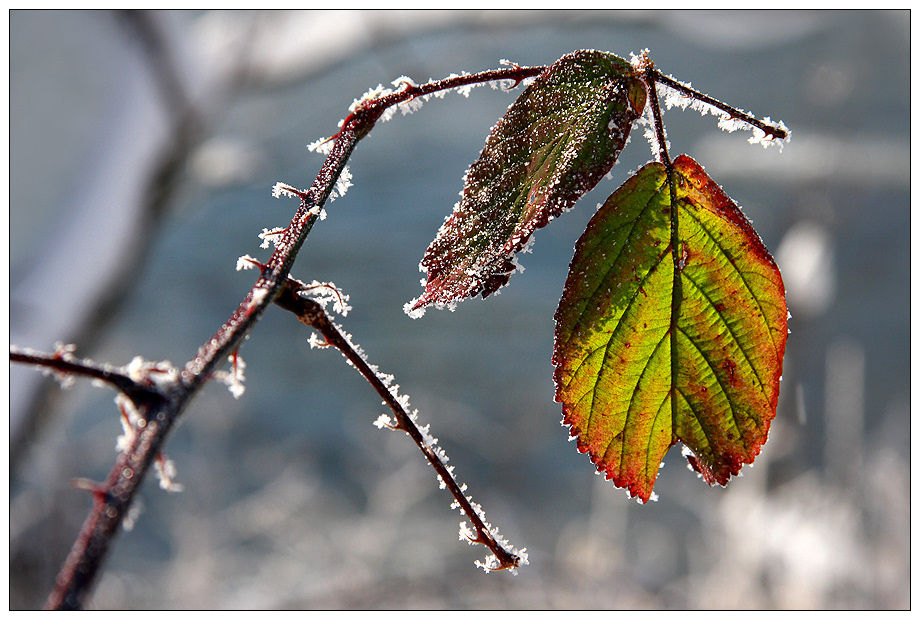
top-left (13, 61), bottom-right (547, 609)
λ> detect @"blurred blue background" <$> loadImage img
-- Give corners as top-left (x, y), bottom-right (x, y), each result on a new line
top-left (10, 10), bottom-right (910, 609)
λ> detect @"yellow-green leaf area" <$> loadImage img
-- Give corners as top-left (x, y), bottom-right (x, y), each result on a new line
top-left (553, 154), bottom-right (787, 502)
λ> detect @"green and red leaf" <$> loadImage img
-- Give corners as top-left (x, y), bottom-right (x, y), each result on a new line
top-left (553, 154), bottom-right (787, 502)
top-left (409, 50), bottom-right (647, 313)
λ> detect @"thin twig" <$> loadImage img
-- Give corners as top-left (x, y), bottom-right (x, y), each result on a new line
top-left (651, 69), bottom-right (788, 141)
top-left (10, 346), bottom-right (160, 406)
top-left (274, 277), bottom-right (526, 571)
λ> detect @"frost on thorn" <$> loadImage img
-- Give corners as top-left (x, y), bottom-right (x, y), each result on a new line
top-left (373, 413), bottom-right (396, 430)
top-left (272, 181), bottom-right (302, 199)
top-left (115, 393), bottom-right (141, 453)
top-left (216, 351), bottom-right (246, 399)
top-left (236, 254), bottom-right (259, 271)
top-left (459, 520), bottom-right (477, 544)
top-left (296, 280), bottom-right (352, 317)
top-left (155, 454), bottom-right (184, 493)
top-left (350, 84), bottom-right (390, 113)
top-left (307, 136), bottom-right (334, 155)
top-left (258, 227), bottom-right (286, 249)
top-left (748, 117), bottom-right (790, 151)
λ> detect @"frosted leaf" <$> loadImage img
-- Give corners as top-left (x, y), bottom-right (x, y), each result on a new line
top-left (409, 50), bottom-right (646, 313)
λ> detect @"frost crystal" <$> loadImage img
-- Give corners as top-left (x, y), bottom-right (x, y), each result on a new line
top-left (155, 455), bottom-right (184, 493)
top-left (656, 79), bottom-right (790, 151)
top-left (224, 352), bottom-right (246, 399)
top-left (307, 136), bottom-right (334, 155)
top-left (637, 102), bottom-right (662, 159)
top-left (258, 227), bottom-right (286, 249)
top-left (329, 166), bottom-right (353, 201)
top-left (373, 413), bottom-right (395, 430)
top-left (296, 280), bottom-right (352, 316)
top-left (115, 392), bottom-right (141, 453)
top-left (236, 254), bottom-right (257, 271)
top-left (272, 181), bottom-right (301, 199)
top-left (122, 497), bottom-right (143, 532)
top-left (403, 300), bottom-right (427, 320)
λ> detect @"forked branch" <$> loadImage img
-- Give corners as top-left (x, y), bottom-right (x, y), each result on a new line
top-left (12, 61), bottom-right (546, 609)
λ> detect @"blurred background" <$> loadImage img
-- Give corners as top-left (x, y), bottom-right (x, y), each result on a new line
top-left (9, 10), bottom-right (910, 609)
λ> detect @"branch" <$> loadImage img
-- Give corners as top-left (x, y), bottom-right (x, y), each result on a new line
top-left (650, 69), bottom-right (789, 143)
top-left (274, 277), bottom-right (527, 572)
top-left (10, 345), bottom-right (160, 406)
top-left (13, 60), bottom-right (546, 609)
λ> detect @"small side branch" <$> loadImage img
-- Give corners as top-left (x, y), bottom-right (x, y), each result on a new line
top-left (10, 345), bottom-right (160, 406)
top-left (651, 70), bottom-right (788, 142)
top-left (274, 278), bottom-right (527, 572)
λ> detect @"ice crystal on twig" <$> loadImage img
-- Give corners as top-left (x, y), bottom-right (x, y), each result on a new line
top-left (154, 453), bottom-right (184, 493)
top-left (258, 227), bottom-right (286, 249)
top-left (296, 280), bottom-right (352, 317)
top-left (272, 181), bottom-right (302, 199)
top-left (236, 254), bottom-right (258, 271)
top-left (214, 350), bottom-right (246, 399)
top-left (329, 166), bottom-right (353, 201)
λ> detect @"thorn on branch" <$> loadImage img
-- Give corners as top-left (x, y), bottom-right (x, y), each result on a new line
top-left (69, 478), bottom-right (107, 503)
top-left (272, 182), bottom-right (308, 201)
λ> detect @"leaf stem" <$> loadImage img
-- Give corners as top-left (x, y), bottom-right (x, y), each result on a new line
top-left (642, 64), bottom-right (672, 170)
top-left (642, 65), bottom-right (684, 456)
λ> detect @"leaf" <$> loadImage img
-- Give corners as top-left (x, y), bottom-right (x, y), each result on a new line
top-left (409, 50), bottom-right (647, 313)
top-left (552, 154), bottom-right (787, 503)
